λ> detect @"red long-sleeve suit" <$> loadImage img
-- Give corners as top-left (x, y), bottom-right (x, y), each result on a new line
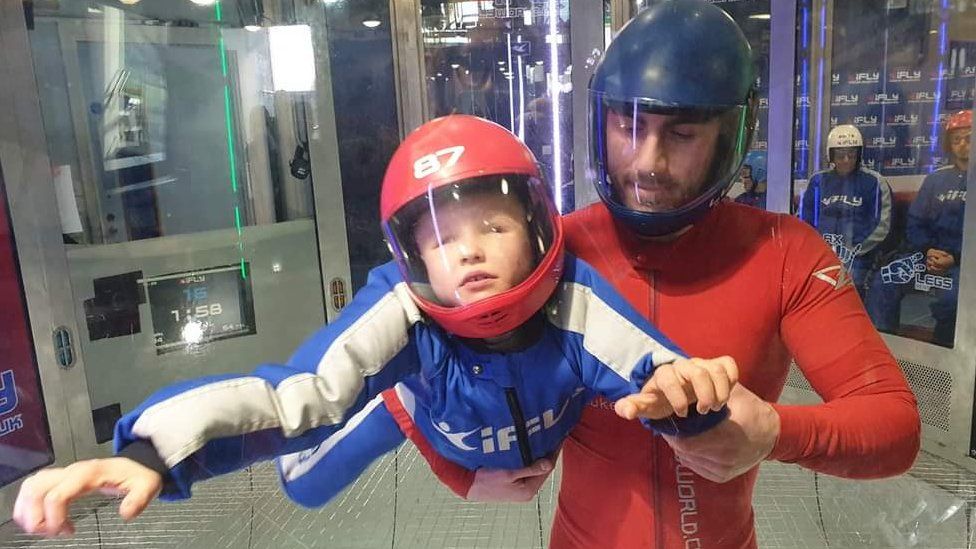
top-left (428, 201), bottom-right (920, 548)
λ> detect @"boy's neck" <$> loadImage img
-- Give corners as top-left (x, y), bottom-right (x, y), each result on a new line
top-left (461, 313), bottom-right (545, 353)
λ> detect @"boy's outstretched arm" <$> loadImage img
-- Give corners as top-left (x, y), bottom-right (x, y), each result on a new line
top-left (552, 257), bottom-right (730, 435)
top-left (112, 262), bottom-right (425, 501)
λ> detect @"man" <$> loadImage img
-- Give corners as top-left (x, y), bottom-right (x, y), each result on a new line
top-left (733, 150), bottom-right (767, 209)
top-left (867, 110), bottom-right (969, 346)
top-left (800, 124), bottom-right (894, 295)
top-left (425, 2), bottom-right (920, 548)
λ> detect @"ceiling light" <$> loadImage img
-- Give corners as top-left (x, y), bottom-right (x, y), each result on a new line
top-left (362, 19), bottom-right (381, 28)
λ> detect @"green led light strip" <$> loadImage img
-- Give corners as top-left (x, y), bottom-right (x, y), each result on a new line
top-left (214, 1), bottom-right (247, 279)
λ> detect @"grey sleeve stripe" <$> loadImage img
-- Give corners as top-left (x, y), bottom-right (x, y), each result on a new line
top-left (132, 285), bottom-right (419, 468)
top-left (546, 282), bottom-right (680, 382)
top-left (314, 283), bottom-right (423, 378)
top-left (860, 173), bottom-right (893, 254)
top-left (277, 392), bottom-right (387, 482)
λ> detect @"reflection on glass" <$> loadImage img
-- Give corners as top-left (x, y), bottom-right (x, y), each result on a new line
top-left (322, 0), bottom-right (398, 289)
top-left (794, 1), bottom-right (972, 347)
top-left (734, 150), bottom-right (768, 209)
top-left (30, 3), bottom-right (328, 246)
top-left (421, 1), bottom-right (573, 211)
top-left (26, 0), bottom-right (337, 436)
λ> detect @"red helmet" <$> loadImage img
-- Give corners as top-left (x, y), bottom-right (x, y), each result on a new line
top-left (946, 110), bottom-right (972, 132)
top-left (381, 115), bottom-right (564, 339)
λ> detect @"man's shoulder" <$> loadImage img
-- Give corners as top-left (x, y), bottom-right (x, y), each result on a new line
top-left (562, 203), bottom-right (617, 255)
top-left (714, 202), bottom-right (819, 245)
top-left (563, 202), bottom-right (611, 231)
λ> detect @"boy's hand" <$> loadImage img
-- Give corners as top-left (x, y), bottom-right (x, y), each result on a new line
top-left (614, 356), bottom-right (739, 420)
top-left (13, 458), bottom-right (162, 538)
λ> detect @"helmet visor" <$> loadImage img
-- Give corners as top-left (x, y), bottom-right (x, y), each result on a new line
top-left (589, 93), bottom-right (753, 215)
top-left (383, 174), bottom-right (558, 309)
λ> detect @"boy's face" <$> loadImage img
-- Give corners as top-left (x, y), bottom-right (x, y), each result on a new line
top-left (414, 192), bottom-right (535, 307)
top-left (604, 109), bottom-right (721, 212)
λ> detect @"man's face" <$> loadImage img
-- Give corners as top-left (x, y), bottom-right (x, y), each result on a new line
top-left (948, 128), bottom-right (971, 163)
top-left (414, 193), bottom-right (535, 307)
top-left (605, 109), bottom-right (721, 212)
top-left (831, 147), bottom-right (858, 176)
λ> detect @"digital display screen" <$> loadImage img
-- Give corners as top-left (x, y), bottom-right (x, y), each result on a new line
top-left (146, 264), bottom-right (256, 353)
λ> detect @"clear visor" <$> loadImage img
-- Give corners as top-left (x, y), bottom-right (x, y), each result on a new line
top-left (590, 95), bottom-right (752, 213)
top-left (383, 175), bottom-right (558, 309)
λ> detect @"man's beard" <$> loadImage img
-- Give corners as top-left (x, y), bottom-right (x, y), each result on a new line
top-left (614, 173), bottom-right (700, 212)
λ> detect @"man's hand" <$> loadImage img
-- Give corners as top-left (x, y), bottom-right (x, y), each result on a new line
top-left (13, 458), bottom-right (162, 537)
top-left (926, 248), bottom-right (955, 275)
top-left (465, 458), bottom-right (555, 503)
top-left (662, 384), bottom-right (779, 483)
top-left (615, 356), bottom-right (739, 420)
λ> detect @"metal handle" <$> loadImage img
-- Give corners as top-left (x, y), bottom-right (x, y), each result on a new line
top-left (52, 326), bottom-right (74, 368)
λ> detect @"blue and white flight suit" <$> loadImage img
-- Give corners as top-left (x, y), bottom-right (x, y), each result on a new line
top-left (115, 257), bottom-right (724, 508)
top-left (866, 166), bottom-right (966, 345)
top-left (799, 167), bottom-right (893, 295)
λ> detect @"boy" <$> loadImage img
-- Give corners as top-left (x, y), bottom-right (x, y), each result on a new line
top-left (15, 116), bottom-right (735, 536)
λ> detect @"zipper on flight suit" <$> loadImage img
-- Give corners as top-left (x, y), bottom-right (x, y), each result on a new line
top-left (647, 268), bottom-right (665, 549)
top-left (504, 387), bottom-right (534, 467)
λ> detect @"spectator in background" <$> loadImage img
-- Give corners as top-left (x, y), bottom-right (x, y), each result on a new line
top-left (734, 150), bottom-right (768, 209)
top-left (866, 110), bottom-right (969, 347)
top-left (800, 124), bottom-right (894, 297)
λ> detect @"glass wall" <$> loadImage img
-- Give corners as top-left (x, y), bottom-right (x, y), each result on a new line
top-left (420, 0), bottom-right (575, 211)
top-left (24, 0), bottom-right (350, 449)
top-left (323, 0), bottom-right (399, 289)
top-left (794, 0), bottom-right (971, 348)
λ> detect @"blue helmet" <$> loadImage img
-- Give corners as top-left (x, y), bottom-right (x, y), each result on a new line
top-left (742, 150), bottom-right (767, 186)
top-left (588, 0), bottom-right (757, 236)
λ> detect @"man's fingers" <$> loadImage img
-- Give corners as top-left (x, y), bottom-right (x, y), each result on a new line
top-left (506, 458), bottom-right (553, 482)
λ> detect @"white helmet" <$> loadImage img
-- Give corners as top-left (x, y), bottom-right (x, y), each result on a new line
top-left (827, 124), bottom-right (863, 149)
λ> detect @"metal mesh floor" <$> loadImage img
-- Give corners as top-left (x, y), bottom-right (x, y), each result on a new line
top-left (3, 447), bottom-right (976, 548)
